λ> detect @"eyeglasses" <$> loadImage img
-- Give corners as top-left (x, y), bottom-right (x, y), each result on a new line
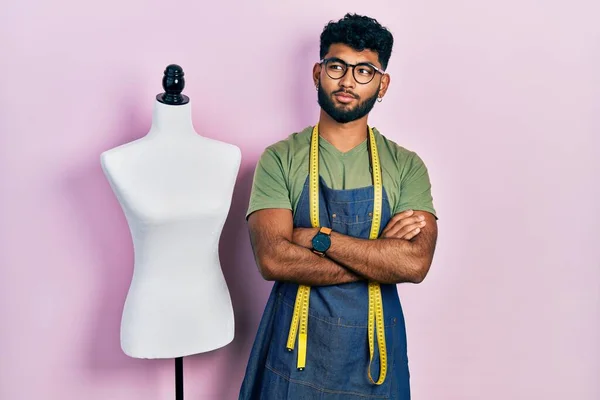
top-left (319, 57), bottom-right (385, 85)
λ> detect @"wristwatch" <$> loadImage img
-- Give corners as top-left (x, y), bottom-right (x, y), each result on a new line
top-left (311, 227), bottom-right (332, 257)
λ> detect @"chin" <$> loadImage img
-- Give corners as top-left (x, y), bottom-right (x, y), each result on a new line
top-left (334, 102), bottom-right (356, 111)
top-left (331, 115), bottom-right (356, 124)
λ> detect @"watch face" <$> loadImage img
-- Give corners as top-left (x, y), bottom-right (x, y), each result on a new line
top-left (312, 233), bottom-right (331, 252)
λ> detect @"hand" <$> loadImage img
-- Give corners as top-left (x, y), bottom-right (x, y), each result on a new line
top-left (292, 227), bottom-right (319, 249)
top-left (381, 209), bottom-right (426, 240)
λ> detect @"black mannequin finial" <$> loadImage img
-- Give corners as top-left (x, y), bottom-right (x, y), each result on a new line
top-left (156, 64), bottom-right (190, 105)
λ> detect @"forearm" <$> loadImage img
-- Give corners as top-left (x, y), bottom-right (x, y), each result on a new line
top-left (326, 232), bottom-right (431, 284)
top-left (258, 238), bottom-right (363, 286)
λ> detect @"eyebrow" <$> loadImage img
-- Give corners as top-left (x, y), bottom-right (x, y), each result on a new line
top-left (326, 56), bottom-right (378, 66)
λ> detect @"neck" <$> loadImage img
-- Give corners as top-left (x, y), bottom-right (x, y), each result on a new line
top-left (147, 100), bottom-right (198, 138)
top-left (317, 110), bottom-right (369, 152)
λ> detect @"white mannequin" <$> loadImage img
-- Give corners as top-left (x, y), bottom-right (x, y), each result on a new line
top-left (100, 97), bottom-right (241, 359)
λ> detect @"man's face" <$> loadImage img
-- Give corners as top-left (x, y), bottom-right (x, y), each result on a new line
top-left (315, 43), bottom-right (388, 124)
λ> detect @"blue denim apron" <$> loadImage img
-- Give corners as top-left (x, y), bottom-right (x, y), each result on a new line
top-left (239, 176), bottom-right (411, 399)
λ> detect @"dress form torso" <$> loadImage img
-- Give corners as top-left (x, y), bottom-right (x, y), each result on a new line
top-left (101, 99), bottom-right (241, 358)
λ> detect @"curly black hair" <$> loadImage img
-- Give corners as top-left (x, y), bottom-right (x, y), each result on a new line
top-left (320, 13), bottom-right (394, 70)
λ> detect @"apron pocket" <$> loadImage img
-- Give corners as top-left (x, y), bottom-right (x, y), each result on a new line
top-left (266, 295), bottom-right (395, 398)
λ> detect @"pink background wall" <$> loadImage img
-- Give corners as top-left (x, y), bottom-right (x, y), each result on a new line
top-left (1, 1), bottom-right (598, 399)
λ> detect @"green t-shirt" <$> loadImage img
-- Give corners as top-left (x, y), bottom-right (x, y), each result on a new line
top-left (247, 125), bottom-right (437, 220)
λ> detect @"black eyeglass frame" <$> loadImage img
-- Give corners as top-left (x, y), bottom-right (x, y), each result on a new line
top-left (318, 57), bottom-right (386, 84)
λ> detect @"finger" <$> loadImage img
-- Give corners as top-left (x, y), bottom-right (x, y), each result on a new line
top-left (396, 209), bottom-right (414, 218)
top-left (382, 209), bottom-right (414, 234)
top-left (383, 220), bottom-right (411, 238)
top-left (388, 221), bottom-right (424, 239)
top-left (385, 217), bottom-right (426, 238)
top-left (401, 227), bottom-right (422, 241)
top-left (382, 212), bottom-right (418, 236)
top-left (383, 221), bottom-right (417, 238)
top-left (381, 221), bottom-right (394, 236)
top-left (391, 209), bottom-right (414, 224)
top-left (384, 215), bottom-right (425, 238)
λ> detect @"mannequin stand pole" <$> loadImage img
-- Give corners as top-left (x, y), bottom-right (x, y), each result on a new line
top-left (175, 357), bottom-right (183, 400)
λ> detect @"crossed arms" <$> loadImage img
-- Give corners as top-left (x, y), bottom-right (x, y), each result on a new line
top-left (247, 208), bottom-right (438, 286)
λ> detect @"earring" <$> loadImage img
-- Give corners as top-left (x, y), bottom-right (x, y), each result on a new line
top-left (377, 97), bottom-right (383, 103)
top-left (315, 83), bottom-right (319, 91)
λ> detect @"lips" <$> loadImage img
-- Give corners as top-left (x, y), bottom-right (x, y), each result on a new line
top-left (334, 92), bottom-right (356, 104)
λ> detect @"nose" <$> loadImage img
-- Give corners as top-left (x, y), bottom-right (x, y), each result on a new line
top-left (338, 66), bottom-right (356, 89)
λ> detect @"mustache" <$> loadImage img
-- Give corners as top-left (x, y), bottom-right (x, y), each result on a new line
top-left (332, 89), bottom-right (359, 99)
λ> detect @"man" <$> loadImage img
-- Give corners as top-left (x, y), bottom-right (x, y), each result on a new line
top-left (239, 13), bottom-right (438, 400)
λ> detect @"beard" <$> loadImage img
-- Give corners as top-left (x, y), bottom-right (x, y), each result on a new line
top-left (317, 81), bottom-right (379, 124)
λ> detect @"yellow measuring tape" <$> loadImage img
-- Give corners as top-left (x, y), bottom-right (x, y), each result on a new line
top-left (286, 124), bottom-right (387, 385)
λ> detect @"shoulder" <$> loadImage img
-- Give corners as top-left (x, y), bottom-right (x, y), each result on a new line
top-left (260, 125), bottom-right (313, 161)
top-left (100, 137), bottom-right (147, 171)
top-left (372, 128), bottom-right (422, 166)
top-left (198, 136), bottom-right (242, 161)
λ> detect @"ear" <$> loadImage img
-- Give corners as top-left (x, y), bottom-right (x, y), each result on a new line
top-left (312, 63), bottom-right (322, 87)
top-left (377, 73), bottom-right (391, 99)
